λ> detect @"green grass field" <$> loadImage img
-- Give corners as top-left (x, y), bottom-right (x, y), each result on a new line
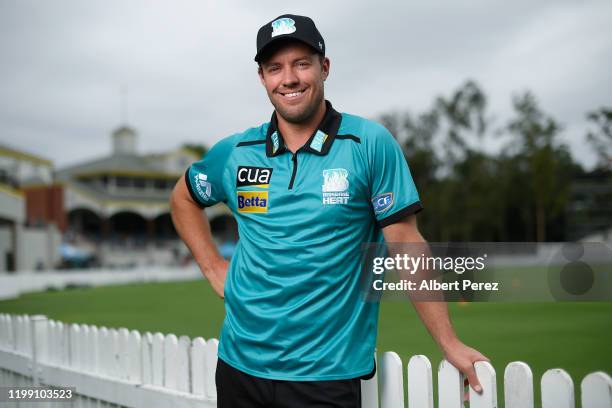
top-left (0, 279), bottom-right (610, 405)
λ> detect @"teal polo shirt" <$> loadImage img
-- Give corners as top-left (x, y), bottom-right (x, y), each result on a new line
top-left (185, 100), bottom-right (422, 381)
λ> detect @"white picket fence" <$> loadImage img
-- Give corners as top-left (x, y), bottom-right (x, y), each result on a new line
top-left (0, 314), bottom-right (610, 408)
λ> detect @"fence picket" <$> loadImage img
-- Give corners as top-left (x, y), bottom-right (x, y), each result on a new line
top-left (581, 372), bottom-right (612, 408)
top-left (8, 314), bottom-right (16, 351)
top-left (80, 324), bottom-right (90, 372)
top-left (407, 355), bottom-right (433, 408)
top-left (46, 320), bottom-right (57, 365)
top-left (0, 314), bottom-right (7, 349)
top-left (164, 334), bottom-right (179, 390)
top-left (141, 332), bottom-right (153, 385)
top-left (13, 315), bottom-right (21, 352)
top-left (98, 327), bottom-right (110, 376)
top-left (176, 335), bottom-right (191, 393)
top-left (118, 328), bottom-right (130, 380)
top-left (191, 337), bottom-right (207, 397)
top-left (151, 332), bottom-right (165, 387)
top-left (2, 314), bottom-right (9, 349)
top-left (469, 361), bottom-right (497, 408)
top-left (24, 315), bottom-right (33, 356)
top-left (58, 322), bottom-right (68, 367)
top-left (204, 338), bottom-right (219, 399)
top-left (88, 324), bottom-right (96, 373)
top-left (127, 330), bottom-right (141, 382)
top-left (541, 368), bottom-right (574, 408)
top-left (380, 352), bottom-right (404, 408)
top-left (89, 325), bottom-right (99, 375)
top-left (5, 313), bottom-right (12, 350)
top-left (110, 328), bottom-right (121, 378)
top-left (48, 319), bottom-right (55, 365)
top-left (438, 359), bottom-right (463, 408)
top-left (69, 324), bottom-right (80, 369)
top-left (361, 353), bottom-right (379, 408)
top-left (504, 361), bottom-right (534, 408)
top-left (17, 315), bottom-right (31, 354)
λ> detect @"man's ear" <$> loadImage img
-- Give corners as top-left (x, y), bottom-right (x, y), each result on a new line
top-left (321, 57), bottom-right (330, 81)
top-left (258, 66), bottom-right (265, 85)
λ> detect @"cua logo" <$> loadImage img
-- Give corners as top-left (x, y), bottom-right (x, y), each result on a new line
top-left (236, 166), bottom-right (273, 187)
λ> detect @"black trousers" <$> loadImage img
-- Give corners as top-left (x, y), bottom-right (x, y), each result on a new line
top-left (215, 358), bottom-right (363, 408)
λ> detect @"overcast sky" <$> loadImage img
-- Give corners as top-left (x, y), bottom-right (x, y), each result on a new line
top-left (1, 0), bottom-right (610, 169)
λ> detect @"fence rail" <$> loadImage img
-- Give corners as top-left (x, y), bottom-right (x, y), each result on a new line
top-left (0, 313), bottom-right (610, 407)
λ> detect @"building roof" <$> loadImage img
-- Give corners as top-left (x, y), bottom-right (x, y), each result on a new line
top-left (56, 153), bottom-right (178, 181)
top-left (0, 143), bottom-right (53, 167)
top-left (66, 179), bottom-right (171, 204)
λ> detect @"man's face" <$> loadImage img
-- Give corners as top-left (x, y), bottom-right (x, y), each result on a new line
top-left (258, 42), bottom-right (330, 124)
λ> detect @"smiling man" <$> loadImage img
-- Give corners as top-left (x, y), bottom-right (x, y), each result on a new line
top-left (170, 14), bottom-right (488, 407)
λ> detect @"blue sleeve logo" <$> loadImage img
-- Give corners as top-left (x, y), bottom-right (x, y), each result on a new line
top-left (372, 192), bottom-right (394, 213)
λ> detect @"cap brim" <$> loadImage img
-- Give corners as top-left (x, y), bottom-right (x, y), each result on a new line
top-left (255, 36), bottom-right (323, 62)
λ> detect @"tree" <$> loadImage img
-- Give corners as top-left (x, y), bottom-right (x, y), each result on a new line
top-left (506, 92), bottom-right (569, 242)
top-left (182, 143), bottom-right (208, 159)
top-left (436, 80), bottom-right (487, 167)
top-left (586, 107), bottom-right (612, 169)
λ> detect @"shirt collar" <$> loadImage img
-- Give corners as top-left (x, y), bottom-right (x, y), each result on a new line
top-left (265, 100), bottom-right (342, 157)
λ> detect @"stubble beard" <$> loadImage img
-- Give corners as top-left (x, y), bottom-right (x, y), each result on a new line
top-left (272, 83), bottom-right (325, 125)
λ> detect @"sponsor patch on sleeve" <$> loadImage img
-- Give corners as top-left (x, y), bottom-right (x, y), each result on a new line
top-left (372, 192), bottom-right (394, 213)
top-left (194, 172), bottom-right (212, 201)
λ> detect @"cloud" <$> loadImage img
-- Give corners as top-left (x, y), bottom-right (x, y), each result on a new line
top-left (0, 0), bottom-right (609, 169)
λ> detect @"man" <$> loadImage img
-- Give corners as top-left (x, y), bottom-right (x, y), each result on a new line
top-left (170, 14), bottom-right (488, 407)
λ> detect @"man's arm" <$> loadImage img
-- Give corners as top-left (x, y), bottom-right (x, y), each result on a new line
top-left (382, 215), bottom-right (489, 394)
top-left (170, 173), bottom-right (228, 298)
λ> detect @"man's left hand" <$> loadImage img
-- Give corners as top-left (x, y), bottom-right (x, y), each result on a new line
top-left (442, 339), bottom-right (490, 395)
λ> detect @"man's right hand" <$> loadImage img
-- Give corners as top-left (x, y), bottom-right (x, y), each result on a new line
top-left (200, 257), bottom-right (229, 299)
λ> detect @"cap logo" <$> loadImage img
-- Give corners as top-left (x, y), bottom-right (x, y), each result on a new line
top-left (271, 18), bottom-right (296, 38)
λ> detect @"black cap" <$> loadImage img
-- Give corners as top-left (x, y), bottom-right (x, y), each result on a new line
top-left (255, 14), bottom-right (325, 63)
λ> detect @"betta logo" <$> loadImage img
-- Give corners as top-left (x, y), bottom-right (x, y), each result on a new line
top-left (237, 191), bottom-right (269, 213)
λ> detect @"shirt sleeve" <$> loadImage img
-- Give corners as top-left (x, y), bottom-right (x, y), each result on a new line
top-left (185, 140), bottom-right (232, 208)
top-left (367, 124), bottom-right (422, 227)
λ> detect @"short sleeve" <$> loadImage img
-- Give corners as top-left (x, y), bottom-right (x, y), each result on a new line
top-left (185, 139), bottom-right (233, 208)
top-left (367, 125), bottom-right (422, 227)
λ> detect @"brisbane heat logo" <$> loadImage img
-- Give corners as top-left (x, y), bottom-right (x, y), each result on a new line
top-left (271, 18), bottom-right (296, 38)
top-left (322, 168), bottom-right (350, 205)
